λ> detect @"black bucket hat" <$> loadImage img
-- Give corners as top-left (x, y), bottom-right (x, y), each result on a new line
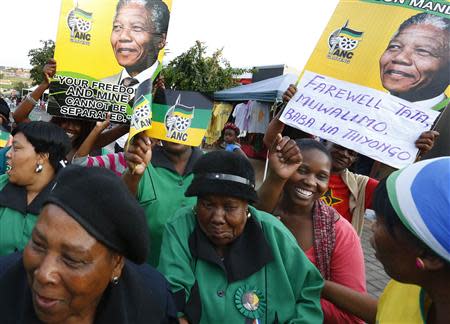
top-left (185, 150), bottom-right (258, 203)
top-left (45, 165), bottom-right (149, 264)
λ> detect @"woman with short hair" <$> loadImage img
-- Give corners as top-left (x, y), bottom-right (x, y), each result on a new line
top-left (0, 121), bottom-right (70, 255)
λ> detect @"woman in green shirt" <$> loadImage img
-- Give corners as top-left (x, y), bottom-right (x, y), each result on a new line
top-left (158, 150), bottom-right (324, 323)
top-left (0, 121), bottom-right (70, 255)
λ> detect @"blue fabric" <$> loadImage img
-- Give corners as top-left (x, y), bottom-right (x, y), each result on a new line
top-left (411, 158), bottom-right (450, 254)
top-left (225, 143), bottom-right (240, 152)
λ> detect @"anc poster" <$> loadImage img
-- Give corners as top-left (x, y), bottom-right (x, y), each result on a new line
top-left (280, 0), bottom-right (449, 168)
top-left (48, 0), bottom-right (172, 140)
top-left (146, 89), bottom-right (213, 146)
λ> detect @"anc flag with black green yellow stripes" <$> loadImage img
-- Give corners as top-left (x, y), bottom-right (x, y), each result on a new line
top-left (144, 89), bottom-right (213, 146)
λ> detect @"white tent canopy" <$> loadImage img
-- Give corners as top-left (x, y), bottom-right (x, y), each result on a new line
top-left (214, 73), bottom-right (298, 103)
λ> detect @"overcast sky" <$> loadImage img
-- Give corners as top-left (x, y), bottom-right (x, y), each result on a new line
top-left (0, 0), bottom-right (339, 70)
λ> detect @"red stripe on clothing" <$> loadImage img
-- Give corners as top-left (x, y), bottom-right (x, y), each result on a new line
top-left (108, 153), bottom-right (117, 174)
top-left (95, 155), bottom-right (106, 168)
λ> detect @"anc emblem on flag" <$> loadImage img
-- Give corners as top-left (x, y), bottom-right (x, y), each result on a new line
top-left (329, 20), bottom-right (363, 52)
top-left (67, 6), bottom-right (93, 45)
top-left (145, 89), bottom-right (213, 146)
top-left (131, 95), bottom-right (152, 131)
top-left (164, 95), bottom-right (195, 137)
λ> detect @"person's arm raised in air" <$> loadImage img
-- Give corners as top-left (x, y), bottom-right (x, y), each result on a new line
top-left (73, 113), bottom-right (111, 160)
top-left (93, 123), bottom-right (130, 150)
top-left (263, 84), bottom-right (297, 148)
top-left (256, 133), bottom-right (302, 213)
top-left (122, 133), bottom-right (152, 196)
top-left (13, 59), bottom-right (56, 123)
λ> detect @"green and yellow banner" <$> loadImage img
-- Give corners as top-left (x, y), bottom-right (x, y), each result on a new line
top-left (145, 89), bottom-right (213, 146)
top-left (300, 0), bottom-right (449, 99)
top-left (48, 0), bottom-right (172, 131)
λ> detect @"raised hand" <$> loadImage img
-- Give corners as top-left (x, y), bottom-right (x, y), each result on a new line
top-left (96, 112), bottom-right (111, 132)
top-left (269, 133), bottom-right (302, 180)
top-left (125, 134), bottom-right (152, 175)
top-left (43, 58), bottom-right (57, 86)
top-left (282, 84), bottom-right (298, 103)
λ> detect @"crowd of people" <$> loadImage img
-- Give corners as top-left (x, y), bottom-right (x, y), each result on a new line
top-left (0, 4), bottom-right (449, 324)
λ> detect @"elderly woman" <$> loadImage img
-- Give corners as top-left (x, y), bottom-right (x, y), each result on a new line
top-left (258, 137), bottom-right (375, 323)
top-left (371, 157), bottom-right (450, 323)
top-left (0, 121), bottom-right (71, 255)
top-left (0, 166), bottom-right (177, 323)
top-left (158, 150), bottom-right (324, 323)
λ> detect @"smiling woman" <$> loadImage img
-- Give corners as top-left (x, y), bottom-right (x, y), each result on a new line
top-left (0, 166), bottom-right (177, 323)
top-left (257, 137), bottom-right (375, 323)
top-left (0, 121), bottom-right (70, 256)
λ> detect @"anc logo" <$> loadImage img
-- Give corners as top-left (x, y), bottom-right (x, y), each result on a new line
top-left (67, 6), bottom-right (93, 45)
top-left (327, 20), bottom-right (363, 64)
top-left (131, 95), bottom-right (152, 131)
top-left (164, 95), bottom-right (195, 142)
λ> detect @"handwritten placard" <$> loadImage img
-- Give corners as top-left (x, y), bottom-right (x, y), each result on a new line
top-left (280, 70), bottom-right (440, 169)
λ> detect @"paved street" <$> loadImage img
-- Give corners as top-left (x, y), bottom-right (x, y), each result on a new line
top-left (361, 219), bottom-right (390, 297)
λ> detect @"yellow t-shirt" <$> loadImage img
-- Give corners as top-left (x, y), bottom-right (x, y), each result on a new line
top-left (376, 280), bottom-right (431, 324)
top-left (204, 102), bottom-right (233, 145)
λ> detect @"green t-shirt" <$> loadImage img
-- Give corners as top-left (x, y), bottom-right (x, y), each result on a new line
top-left (0, 174), bottom-right (53, 256)
top-left (137, 146), bottom-right (202, 266)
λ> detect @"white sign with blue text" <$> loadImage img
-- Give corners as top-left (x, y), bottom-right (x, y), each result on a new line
top-left (280, 70), bottom-right (440, 169)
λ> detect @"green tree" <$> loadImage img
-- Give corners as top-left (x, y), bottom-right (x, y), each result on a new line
top-left (162, 41), bottom-right (246, 93)
top-left (28, 40), bottom-right (55, 85)
top-left (12, 81), bottom-right (28, 93)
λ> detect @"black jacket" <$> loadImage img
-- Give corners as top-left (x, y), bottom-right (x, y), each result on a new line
top-left (0, 253), bottom-right (177, 323)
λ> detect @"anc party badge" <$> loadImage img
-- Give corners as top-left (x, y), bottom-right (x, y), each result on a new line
top-left (234, 285), bottom-right (266, 322)
top-left (144, 89), bottom-right (213, 146)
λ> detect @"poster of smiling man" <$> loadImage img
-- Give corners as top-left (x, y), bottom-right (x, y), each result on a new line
top-left (280, 0), bottom-right (449, 168)
top-left (48, 0), bottom-right (172, 139)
